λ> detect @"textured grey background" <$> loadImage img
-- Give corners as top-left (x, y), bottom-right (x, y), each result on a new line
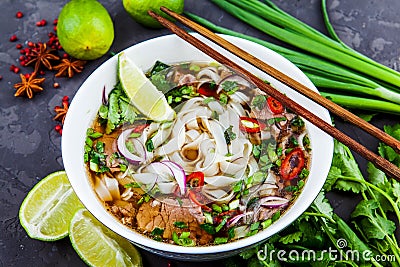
top-left (0, 0), bottom-right (399, 266)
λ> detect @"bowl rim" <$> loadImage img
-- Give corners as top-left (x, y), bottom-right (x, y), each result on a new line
top-left (62, 33), bottom-right (333, 255)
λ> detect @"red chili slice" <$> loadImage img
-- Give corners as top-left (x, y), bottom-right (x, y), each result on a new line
top-left (198, 82), bottom-right (219, 99)
top-left (188, 190), bottom-right (212, 212)
top-left (280, 148), bottom-right (305, 180)
top-left (239, 117), bottom-right (265, 133)
top-left (267, 96), bottom-right (284, 114)
top-left (186, 171), bottom-right (205, 188)
top-left (214, 210), bottom-right (240, 224)
top-left (132, 124), bottom-right (149, 133)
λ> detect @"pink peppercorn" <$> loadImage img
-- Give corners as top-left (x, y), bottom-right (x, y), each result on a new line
top-left (10, 35), bottom-right (18, 42)
top-left (16, 11), bottom-right (24, 18)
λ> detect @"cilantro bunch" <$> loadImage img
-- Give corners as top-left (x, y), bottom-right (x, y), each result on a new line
top-left (98, 83), bottom-right (137, 134)
top-left (227, 124), bottom-right (400, 267)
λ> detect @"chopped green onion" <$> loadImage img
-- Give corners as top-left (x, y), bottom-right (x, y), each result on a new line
top-left (250, 221), bottom-right (260, 231)
top-left (151, 227), bottom-right (164, 236)
top-left (174, 221), bottom-right (188, 229)
top-left (180, 232), bottom-right (190, 239)
top-left (204, 212), bottom-right (213, 224)
top-left (214, 237), bottom-right (229, 244)
top-left (172, 232), bottom-right (195, 247)
top-left (212, 204), bottom-right (222, 213)
top-left (215, 217), bottom-right (228, 233)
top-left (203, 96), bottom-right (216, 104)
top-left (210, 0), bottom-right (400, 90)
top-left (272, 211), bottom-right (281, 222)
top-left (200, 223), bottom-right (216, 234)
top-left (261, 219), bottom-right (272, 229)
top-left (221, 203), bottom-right (229, 212)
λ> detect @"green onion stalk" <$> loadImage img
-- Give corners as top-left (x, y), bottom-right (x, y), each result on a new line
top-left (209, 0), bottom-right (400, 91)
top-left (184, 8), bottom-right (400, 115)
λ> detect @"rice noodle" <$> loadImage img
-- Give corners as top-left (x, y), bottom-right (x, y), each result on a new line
top-left (87, 61), bottom-right (311, 245)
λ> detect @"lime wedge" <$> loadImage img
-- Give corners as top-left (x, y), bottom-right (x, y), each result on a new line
top-left (19, 171), bottom-right (84, 241)
top-left (69, 208), bottom-right (143, 267)
top-left (118, 52), bottom-right (175, 122)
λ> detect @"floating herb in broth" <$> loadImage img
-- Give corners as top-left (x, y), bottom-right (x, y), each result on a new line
top-left (85, 60), bottom-right (311, 246)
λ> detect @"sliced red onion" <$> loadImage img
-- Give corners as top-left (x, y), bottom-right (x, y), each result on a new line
top-left (117, 129), bottom-right (146, 164)
top-left (144, 161), bottom-right (173, 181)
top-left (227, 213), bottom-right (246, 228)
top-left (131, 172), bottom-right (159, 194)
top-left (102, 85), bottom-right (108, 105)
top-left (143, 161), bottom-right (186, 195)
top-left (196, 67), bottom-right (220, 82)
top-left (259, 196), bottom-right (289, 208)
top-left (160, 161), bottom-right (187, 195)
top-left (217, 74), bottom-right (253, 94)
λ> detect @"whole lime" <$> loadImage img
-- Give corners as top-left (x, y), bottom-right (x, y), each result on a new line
top-left (122, 0), bottom-right (184, 28)
top-left (57, 0), bottom-right (114, 60)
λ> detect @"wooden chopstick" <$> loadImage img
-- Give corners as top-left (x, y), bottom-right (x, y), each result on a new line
top-left (160, 6), bottom-right (400, 155)
top-left (147, 10), bottom-right (400, 181)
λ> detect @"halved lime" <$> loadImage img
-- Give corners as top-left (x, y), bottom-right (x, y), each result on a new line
top-left (118, 53), bottom-right (175, 122)
top-left (69, 208), bottom-right (143, 267)
top-left (19, 171), bottom-right (83, 241)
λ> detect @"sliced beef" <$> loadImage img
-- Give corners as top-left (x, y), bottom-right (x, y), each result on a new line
top-left (257, 206), bottom-right (280, 221)
top-left (136, 198), bottom-right (213, 245)
top-left (108, 202), bottom-right (137, 227)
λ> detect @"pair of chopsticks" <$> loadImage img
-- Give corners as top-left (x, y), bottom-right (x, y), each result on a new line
top-left (148, 8), bottom-right (400, 181)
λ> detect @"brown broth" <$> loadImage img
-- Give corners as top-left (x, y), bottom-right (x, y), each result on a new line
top-left (84, 61), bottom-right (311, 246)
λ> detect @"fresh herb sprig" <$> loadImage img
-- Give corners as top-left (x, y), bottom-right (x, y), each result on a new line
top-left (229, 124), bottom-right (400, 266)
top-left (84, 128), bottom-right (110, 173)
top-left (98, 83), bottom-right (137, 134)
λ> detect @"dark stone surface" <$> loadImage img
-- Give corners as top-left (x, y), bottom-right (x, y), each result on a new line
top-left (0, 0), bottom-right (399, 266)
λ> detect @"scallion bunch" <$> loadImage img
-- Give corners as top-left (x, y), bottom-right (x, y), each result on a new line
top-left (185, 0), bottom-right (400, 115)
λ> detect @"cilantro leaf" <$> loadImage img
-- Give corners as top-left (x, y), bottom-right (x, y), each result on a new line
top-left (366, 162), bottom-right (386, 185)
top-left (333, 213), bottom-right (371, 255)
top-left (357, 215), bottom-right (396, 240)
top-left (378, 124), bottom-right (400, 166)
top-left (251, 95), bottom-right (266, 110)
top-left (221, 80), bottom-right (239, 94)
top-left (278, 231), bottom-right (302, 244)
top-left (224, 125), bottom-right (236, 144)
top-left (351, 200), bottom-right (379, 218)
top-left (356, 113), bottom-right (376, 122)
top-left (323, 166), bottom-right (341, 191)
top-left (351, 200), bottom-right (396, 240)
top-left (393, 182), bottom-right (400, 199)
top-left (331, 140), bottom-right (366, 193)
top-left (106, 89), bottom-right (121, 133)
top-left (239, 247), bottom-right (258, 260)
top-left (119, 99), bottom-right (136, 124)
top-left (311, 191), bottom-right (333, 220)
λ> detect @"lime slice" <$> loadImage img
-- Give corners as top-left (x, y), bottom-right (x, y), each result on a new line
top-left (19, 171), bottom-right (84, 241)
top-left (118, 52), bottom-right (175, 122)
top-left (69, 208), bottom-right (143, 267)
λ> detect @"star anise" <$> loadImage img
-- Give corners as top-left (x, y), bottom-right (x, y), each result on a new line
top-left (25, 43), bottom-right (60, 72)
top-left (14, 73), bottom-right (45, 99)
top-left (53, 101), bottom-right (69, 124)
top-left (53, 58), bottom-right (86, 78)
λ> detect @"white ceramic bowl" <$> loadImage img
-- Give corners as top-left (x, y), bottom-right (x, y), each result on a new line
top-left (62, 34), bottom-right (333, 261)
